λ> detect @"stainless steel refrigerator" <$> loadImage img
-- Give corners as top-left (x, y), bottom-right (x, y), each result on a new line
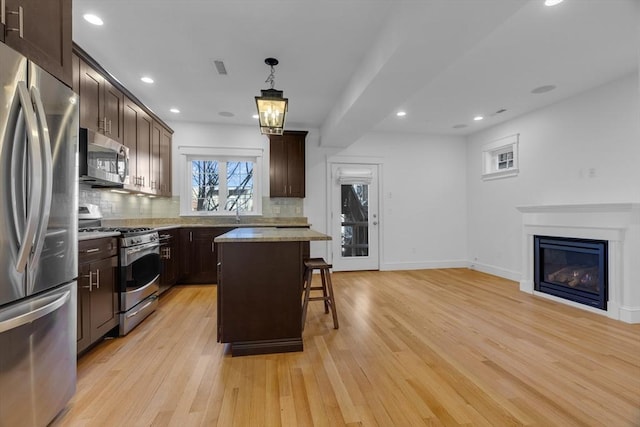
top-left (0, 42), bottom-right (78, 426)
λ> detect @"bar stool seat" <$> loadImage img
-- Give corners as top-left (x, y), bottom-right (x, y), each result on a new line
top-left (301, 258), bottom-right (338, 331)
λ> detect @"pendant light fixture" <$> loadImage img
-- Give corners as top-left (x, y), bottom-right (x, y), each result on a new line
top-left (255, 58), bottom-right (288, 135)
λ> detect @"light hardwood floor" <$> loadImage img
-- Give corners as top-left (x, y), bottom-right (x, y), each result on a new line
top-left (52, 269), bottom-right (640, 426)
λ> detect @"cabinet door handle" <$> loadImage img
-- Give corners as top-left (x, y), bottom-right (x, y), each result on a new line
top-left (289, 185), bottom-right (292, 195)
top-left (95, 269), bottom-right (100, 289)
top-left (82, 271), bottom-right (94, 291)
top-left (5, 5), bottom-right (23, 38)
top-left (1, 0), bottom-right (5, 25)
top-left (211, 242), bottom-right (214, 252)
top-left (82, 248), bottom-right (100, 254)
top-left (189, 231), bottom-right (192, 242)
top-left (107, 119), bottom-right (112, 135)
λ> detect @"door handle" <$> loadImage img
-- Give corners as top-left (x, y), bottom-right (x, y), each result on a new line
top-left (0, 290), bottom-right (70, 333)
top-left (28, 87), bottom-right (54, 283)
top-left (13, 82), bottom-right (42, 274)
top-left (5, 5), bottom-right (23, 38)
top-left (82, 271), bottom-right (94, 291)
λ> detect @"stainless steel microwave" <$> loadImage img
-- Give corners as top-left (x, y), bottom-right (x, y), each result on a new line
top-left (79, 128), bottom-right (129, 187)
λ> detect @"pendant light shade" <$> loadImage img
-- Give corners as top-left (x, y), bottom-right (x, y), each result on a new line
top-left (255, 58), bottom-right (288, 135)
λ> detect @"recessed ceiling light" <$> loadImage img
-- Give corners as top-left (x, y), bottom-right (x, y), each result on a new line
top-left (473, 116), bottom-right (484, 121)
top-left (83, 14), bottom-right (103, 26)
top-left (531, 85), bottom-right (556, 94)
top-left (170, 108), bottom-right (180, 114)
top-left (140, 76), bottom-right (154, 84)
top-left (396, 111), bottom-right (407, 117)
top-left (252, 114), bottom-right (259, 119)
top-left (544, 0), bottom-right (564, 6)
top-left (219, 111), bottom-right (234, 118)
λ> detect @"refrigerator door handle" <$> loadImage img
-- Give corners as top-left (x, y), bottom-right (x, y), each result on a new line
top-left (28, 87), bottom-right (53, 279)
top-left (13, 81), bottom-right (43, 274)
top-left (0, 289), bottom-right (70, 334)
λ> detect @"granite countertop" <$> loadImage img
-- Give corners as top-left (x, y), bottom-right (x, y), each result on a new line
top-left (215, 227), bottom-right (331, 243)
top-left (78, 231), bottom-right (121, 241)
top-left (152, 223), bottom-right (310, 231)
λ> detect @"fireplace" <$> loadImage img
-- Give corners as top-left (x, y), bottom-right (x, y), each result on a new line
top-left (534, 236), bottom-right (607, 310)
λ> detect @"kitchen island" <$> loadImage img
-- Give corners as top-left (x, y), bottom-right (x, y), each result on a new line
top-left (214, 228), bottom-right (330, 356)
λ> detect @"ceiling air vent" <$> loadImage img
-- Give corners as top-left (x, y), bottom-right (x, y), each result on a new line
top-left (213, 60), bottom-right (227, 75)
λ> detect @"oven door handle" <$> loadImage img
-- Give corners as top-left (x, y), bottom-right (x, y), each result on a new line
top-left (125, 242), bottom-right (160, 256)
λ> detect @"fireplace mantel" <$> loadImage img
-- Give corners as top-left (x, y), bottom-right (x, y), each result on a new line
top-left (517, 203), bottom-right (640, 323)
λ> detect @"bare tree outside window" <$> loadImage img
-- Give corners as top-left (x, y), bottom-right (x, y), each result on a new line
top-left (190, 160), bottom-right (255, 214)
top-left (192, 160), bottom-right (220, 211)
top-left (225, 162), bottom-right (254, 212)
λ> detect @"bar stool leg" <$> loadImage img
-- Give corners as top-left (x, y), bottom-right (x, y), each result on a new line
top-left (324, 268), bottom-right (339, 329)
top-left (320, 269), bottom-right (329, 313)
top-left (301, 266), bottom-right (313, 331)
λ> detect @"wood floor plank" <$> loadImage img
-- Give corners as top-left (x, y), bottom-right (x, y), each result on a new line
top-left (52, 270), bottom-right (640, 426)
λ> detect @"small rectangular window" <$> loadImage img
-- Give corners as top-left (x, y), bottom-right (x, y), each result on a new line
top-left (482, 134), bottom-right (519, 180)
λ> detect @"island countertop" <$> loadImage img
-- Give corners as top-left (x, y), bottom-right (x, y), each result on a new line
top-left (214, 227), bottom-right (330, 243)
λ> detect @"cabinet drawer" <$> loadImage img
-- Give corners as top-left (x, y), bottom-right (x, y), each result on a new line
top-left (78, 237), bottom-right (118, 263)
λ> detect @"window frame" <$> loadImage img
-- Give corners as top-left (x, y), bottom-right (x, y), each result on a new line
top-left (179, 147), bottom-right (263, 217)
top-left (482, 134), bottom-right (519, 181)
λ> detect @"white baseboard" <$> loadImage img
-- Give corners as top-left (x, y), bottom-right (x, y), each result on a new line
top-left (467, 261), bottom-right (521, 282)
top-left (619, 306), bottom-right (640, 323)
top-left (380, 259), bottom-right (468, 271)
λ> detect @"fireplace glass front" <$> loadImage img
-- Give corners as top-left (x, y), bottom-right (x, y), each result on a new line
top-left (534, 236), bottom-right (607, 310)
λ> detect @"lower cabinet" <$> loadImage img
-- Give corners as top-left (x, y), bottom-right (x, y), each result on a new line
top-left (217, 240), bottom-right (305, 356)
top-left (77, 237), bottom-right (119, 355)
top-left (179, 227), bottom-right (233, 284)
top-left (159, 228), bottom-right (180, 293)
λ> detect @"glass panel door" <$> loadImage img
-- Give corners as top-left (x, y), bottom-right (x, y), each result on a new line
top-left (331, 163), bottom-right (379, 271)
top-left (341, 183), bottom-right (369, 257)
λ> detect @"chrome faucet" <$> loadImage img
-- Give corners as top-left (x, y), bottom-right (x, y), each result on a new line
top-left (235, 198), bottom-right (240, 223)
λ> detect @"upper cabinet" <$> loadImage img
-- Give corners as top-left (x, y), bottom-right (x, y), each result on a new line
top-left (151, 120), bottom-right (173, 197)
top-left (123, 96), bottom-right (150, 192)
top-left (2, 0), bottom-right (72, 86)
top-left (269, 131), bottom-right (307, 198)
top-left (74, 46), bottom-right (172, 197)
top-left (79, 60), bottom-right (124, 143)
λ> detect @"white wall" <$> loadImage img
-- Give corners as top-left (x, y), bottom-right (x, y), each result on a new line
top-left (466, 72), bottom-right (640, 280)
top-left (305, 131), bottom-right (468, 270)
top-left (167, 121), bottom-right (270, 197)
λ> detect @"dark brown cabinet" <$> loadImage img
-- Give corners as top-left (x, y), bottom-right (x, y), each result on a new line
top-left (269, 130), bottom-right (307, 198)
top-left (123, 96), bottom-right (152, 193)
top-left (217, 240), bottom-right (305, 356)
top-left (77, 237), bottom-right (119, 355)
top-left (160, 126), bottom-right (173, 197)
top-left (79, 60), bottom-right (124, 143)
top-left (74, 46), bottom-right (173, 196)
top-left (2, 0), bottom-right (72, 86)
top-left (179, 227), bottom-right (233, 284)
top-left (159, 229), bottom-right (179, 293)
top-left (151, 121), bottom-right (172, 197)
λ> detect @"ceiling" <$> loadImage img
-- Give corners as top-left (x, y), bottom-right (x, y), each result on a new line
top-left (72, 0), bottom-right (639, 147)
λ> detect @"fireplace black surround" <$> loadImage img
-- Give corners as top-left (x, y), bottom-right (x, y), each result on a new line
top-left (534, 236), bottom-right (608, 310)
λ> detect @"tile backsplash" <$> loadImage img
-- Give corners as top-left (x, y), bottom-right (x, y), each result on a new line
top-left (79, 184), bottom-right (304, 220)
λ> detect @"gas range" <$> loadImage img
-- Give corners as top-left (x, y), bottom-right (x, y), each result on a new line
top-left (78, 226), bottom-right (159, 247)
